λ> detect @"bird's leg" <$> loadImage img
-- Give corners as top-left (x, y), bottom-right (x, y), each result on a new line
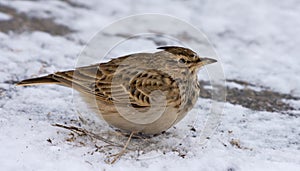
top-left (108, 131), bottom-right (135, 164)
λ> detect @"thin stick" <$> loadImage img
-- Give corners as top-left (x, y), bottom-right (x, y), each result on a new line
top-left (52, 123), bottom-right (134, 150)
top-left (110, 131), bottom-right (135, 164)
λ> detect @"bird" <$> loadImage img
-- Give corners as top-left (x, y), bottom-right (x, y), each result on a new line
top-left (17, 46), bottom-right (217, 136)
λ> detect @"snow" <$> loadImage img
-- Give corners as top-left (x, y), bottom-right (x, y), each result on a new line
top-left (0, 0), bottom-right (300, 170)
top-left (0, 11), bottom-right (11, 20)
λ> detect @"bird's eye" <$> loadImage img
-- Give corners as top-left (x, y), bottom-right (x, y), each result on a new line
top-left (179, 58), bottom-right (186, 64)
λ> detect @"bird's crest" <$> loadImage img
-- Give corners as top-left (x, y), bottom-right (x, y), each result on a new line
top-left (157, 46), bottom-right (197, 58)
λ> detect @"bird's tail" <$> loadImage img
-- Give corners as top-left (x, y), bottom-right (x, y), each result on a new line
top-left (16, 74), bottom-right (60, 86)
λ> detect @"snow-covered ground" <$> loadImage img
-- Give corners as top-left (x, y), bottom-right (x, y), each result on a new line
top-left (0, 0), bottom-right (299, 170)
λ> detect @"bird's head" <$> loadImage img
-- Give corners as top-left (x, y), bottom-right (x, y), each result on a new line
top-left (157, 46), bottom-right (217, 72)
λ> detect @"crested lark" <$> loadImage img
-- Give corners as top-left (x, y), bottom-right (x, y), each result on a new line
top-left (17, 46), bottom-right (217, 135)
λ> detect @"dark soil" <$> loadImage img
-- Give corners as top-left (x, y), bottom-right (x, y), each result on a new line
top-left (199, 79), bottom-right (299, 115)
top-left (0, 5), bottom-right (73, 36)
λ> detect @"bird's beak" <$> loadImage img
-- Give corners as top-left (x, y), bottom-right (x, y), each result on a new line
top-left (200, 57), bottom-right (217, 65)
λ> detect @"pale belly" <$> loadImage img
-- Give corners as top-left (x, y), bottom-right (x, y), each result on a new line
top-left (80, 82), bottom-right (200, 135)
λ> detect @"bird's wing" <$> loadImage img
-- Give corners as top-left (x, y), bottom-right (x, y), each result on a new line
top-left (18, 53), bottom-right (181, 108)
top-left (67, 65), bottom-right (181, 108)
top-left (51, 56), bottom-right (129, 102)
top-left (110, 69), bottom-right (181, 108)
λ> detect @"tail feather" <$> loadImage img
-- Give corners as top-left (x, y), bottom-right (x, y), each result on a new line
top-left (16, 70), bottom-right (94, 94)
top-left (16, 74), bottom-right (60, 86)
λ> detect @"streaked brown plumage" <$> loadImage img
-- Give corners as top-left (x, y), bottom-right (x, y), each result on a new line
top-left (17, 46), bottom-right (217, 135)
